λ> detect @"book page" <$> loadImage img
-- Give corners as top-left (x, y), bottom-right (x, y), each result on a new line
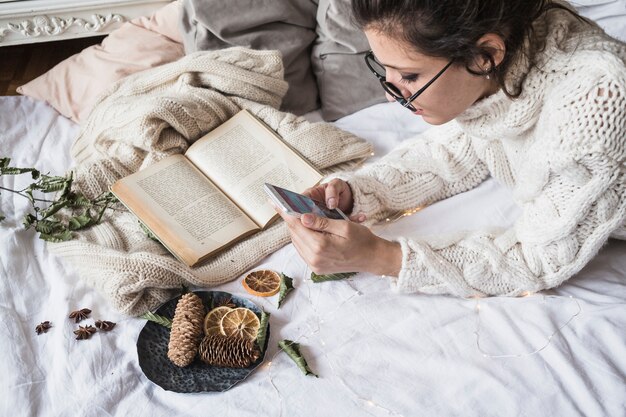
top-left (111, 155), bottom-right (258, 266)
top-left (186, 110), bottom-right (322, 227)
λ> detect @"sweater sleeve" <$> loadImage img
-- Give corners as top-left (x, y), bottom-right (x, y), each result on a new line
top-left (390, 79), bottom-right (626, 296)
top-left (334, 122), bottom-right (490, 221)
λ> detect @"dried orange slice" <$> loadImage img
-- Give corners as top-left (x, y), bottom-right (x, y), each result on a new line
top-left (242, 269), bottom-right (281, 297)
top-left (220, 308), bottom-right (260, 340)
top-left (203, 306), bottom-right (232, 336)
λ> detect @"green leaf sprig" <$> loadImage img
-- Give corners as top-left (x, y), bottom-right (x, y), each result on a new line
top-left (277, 273), bottom-right (294, 308)
top-left (138, 221), bottom-right (160, 242)
top-left (140, 311), bottom-right (173, 328)
top-left (256, 311), bottom-right (271, 353)
top-left (278, 339), bottom-right (318, 377)
top-left (0, 157), bottom-right (119, 241)
top-left (310, 272), bottom-right (357, 283)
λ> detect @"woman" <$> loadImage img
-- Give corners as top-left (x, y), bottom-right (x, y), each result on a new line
top-left (276, 0), bottom-right (626, 297)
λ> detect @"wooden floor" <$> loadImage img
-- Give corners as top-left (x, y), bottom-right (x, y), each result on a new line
top-left (0, 36), bottom-right (104, 96)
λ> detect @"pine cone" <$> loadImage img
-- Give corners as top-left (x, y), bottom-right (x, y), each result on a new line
top-left (167, 292), bottom-right (205, 367)
top-left (198, 334), bottom-right (261, 368)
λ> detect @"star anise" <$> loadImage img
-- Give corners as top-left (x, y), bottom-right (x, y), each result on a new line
top-left (69, 308), bottom-right (91, 323)
top-left (95, 320), bottom-right (116, 331)
top-left (35, 321), bottom-right (52, 335)
top-left (73, 325), bottom-right (96, 340)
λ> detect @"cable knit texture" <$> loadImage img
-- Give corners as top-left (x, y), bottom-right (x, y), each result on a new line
top-left (48, 47), bottom-right (373, 316)
top-left (336, 9), bottom-right (626, 297)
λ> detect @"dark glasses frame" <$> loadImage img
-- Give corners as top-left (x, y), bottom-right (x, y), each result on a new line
top-left (365, 50), bottom-right (454, 112)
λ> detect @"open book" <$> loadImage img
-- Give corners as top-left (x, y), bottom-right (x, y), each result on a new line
top-left (111, 109), bottom-right (322, 267)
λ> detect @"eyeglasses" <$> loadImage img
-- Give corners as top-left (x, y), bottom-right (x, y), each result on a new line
top-left (364, 50), bottom-right (454, 112)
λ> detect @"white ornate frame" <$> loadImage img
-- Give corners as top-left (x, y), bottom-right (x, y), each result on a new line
top-left (0, 0), bottom-right (171, 46)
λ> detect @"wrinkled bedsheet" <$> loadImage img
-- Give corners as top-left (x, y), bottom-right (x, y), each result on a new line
top-left (1, 95), bottom-right (624, 417)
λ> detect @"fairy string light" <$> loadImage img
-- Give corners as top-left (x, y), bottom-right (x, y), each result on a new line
top-left (377, 207), bottom-right (585, 360)
top-left (262, 248), bottom-right (402, 416)
top-left (472, 294), bottom-right (583, 359)
top-left (263, 269), bottom-right (582, 414)
top-left (304, 272), bottom-right (404, 416)
top-left (297, 273), bottom-right (402, 416)
top-left (260, 208), bottom-right (582, 415)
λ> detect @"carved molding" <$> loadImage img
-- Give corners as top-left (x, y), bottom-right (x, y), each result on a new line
top-left (0, 13), bottom-right (125, 41)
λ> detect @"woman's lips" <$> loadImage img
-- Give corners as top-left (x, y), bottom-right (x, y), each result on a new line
top-left (413, 108), bottom-right (424, 115)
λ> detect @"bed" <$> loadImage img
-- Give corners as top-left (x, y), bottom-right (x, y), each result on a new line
top-left (1, 1), bottom-right (625, 416)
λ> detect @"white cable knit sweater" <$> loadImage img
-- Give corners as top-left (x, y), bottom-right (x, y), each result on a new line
top-left (337, 9), bottom-right (626, 297)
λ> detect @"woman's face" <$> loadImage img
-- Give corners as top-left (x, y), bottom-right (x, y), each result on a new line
top-left (365, 29), bottom-right (499, 125)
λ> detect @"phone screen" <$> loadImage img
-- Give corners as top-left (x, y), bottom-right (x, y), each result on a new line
top-left (271, 185), bottom-right (347, 220)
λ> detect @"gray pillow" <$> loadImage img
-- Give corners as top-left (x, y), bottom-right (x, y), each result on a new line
top-left (179, 0), bottom-right (320, 115)
top-left (312, 0), bottom-right (386, 120)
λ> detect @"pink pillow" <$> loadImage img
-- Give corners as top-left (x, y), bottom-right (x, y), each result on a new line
top-left (17, 1), bottom-right (184, 123)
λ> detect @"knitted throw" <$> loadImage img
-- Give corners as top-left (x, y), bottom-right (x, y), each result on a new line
top-left (49, 47), bottom-right (373, 316)
top-left (336, 9), bottom-right (626, 297)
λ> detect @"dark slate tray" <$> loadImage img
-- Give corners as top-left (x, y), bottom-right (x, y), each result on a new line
top-left (137, 291), bottom-right (268, 393)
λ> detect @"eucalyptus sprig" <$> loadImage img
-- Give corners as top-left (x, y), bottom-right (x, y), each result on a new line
top-left (0, 157), bottom-right (119, 242)
top-left (256, 311), bottom-right (271, 353)
top-left (310, 272), bottom-right (357, 283)
top-left (140, 311), bottom-right (173, 329)
top-left (277, 273), bottom-right (294, 308)
top-left (278, 339), bottom-right (318, 377)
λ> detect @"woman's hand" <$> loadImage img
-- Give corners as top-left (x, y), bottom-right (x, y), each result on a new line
top-left (275, 209), bottom-right (402, 277)
top-left (302, 178), bottom-right (354, 213)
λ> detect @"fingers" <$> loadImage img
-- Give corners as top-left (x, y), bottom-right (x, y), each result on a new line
top-left (349, 212), bottom-right (367, 223)
top-left (271, 197), bottom-right (353, 239)
top-left (270, 201), bottom-right (300, 226)
top-left (289, 228), bottom-right (313, 262)
top-left (301, 213), bottom-right (329, 231)
top-left (302, 186), bottom-right (325, 202)
top-left (324, 179), bottom-right (346, 209)
top-left (303, 179), bottom-right (353, 214)
top-left (300, 213), bottom-right (352, 239)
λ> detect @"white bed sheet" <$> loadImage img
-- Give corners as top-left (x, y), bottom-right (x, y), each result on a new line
top-left (1, 95), bottom-right (624, 417)
top-left (2, 5), bottom-right (626, 413)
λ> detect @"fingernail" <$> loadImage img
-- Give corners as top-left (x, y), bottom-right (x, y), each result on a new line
top-left (327, 197), bottom-right (336, 209)
top-left (302, 213), bottom-right (314, 226)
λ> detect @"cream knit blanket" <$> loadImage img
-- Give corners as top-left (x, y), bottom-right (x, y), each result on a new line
top-left (49, 47), bottom-right (373, 316)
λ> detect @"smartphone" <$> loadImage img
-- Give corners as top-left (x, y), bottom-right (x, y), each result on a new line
top-left (264, 183), bottom-right (349, 220)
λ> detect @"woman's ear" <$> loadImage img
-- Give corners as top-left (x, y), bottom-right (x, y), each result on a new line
top-left (476, 33), bottom-right (506, 69)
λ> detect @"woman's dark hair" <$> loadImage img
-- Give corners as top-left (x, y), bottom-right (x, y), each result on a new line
top-left (352, 0), bottom-right (588, 98)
